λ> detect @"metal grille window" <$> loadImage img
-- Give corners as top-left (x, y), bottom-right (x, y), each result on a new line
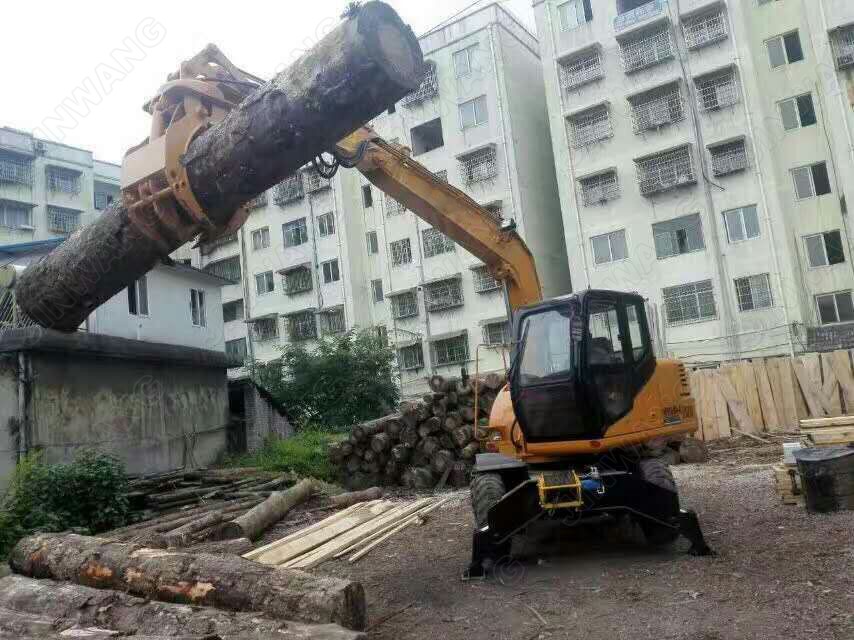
top-left (766, 31), bottom-right (804, 68)
top-left (484, 202), bottom-right (502, 222)
top-left (695, 69), bottom-right (740, 112)
top-left (709, 140), bottom-right (749, 177)
top-left (204, 255), bottom-right (241, 282)
top-left (662, 280), bottom-right (717, 325)
top-left (304, 170), bottom-right (330, 194)
top-left (366, 230), bottom-right (379, 254)
top-left (735, 274), bottom-right (773, 312)
top-left (635, 146), bottom-right (696, 196)
top-left (245, 191), bottom-right (267, 210)
top-left (568, 105), bottom-right (612, 148)
top-left (255, 271), bottom-right (275, 295)
top-left (653, 214), bottom-right (704, 259)
top-left (0, 151), bottom-right (32, 185)
top-left (835, 26), bottom-right (854, 69)
top-left (424, 278), bottom-right (464, 312)
top-left (288, 311), bottom-right (317, 340)
top-left (402, 61), bottom-right (439, 107)
top-left (591, 229), bottom-right (628, 265)
top-left (792, 162), bottom-right (832, 200)
top-left (473, 266), bottom-right (500, 293)
top-left (321, 259), bottom-right (340, 284)
top-left (579, 171), bottom-right (620, 206)
top-left (779, 94), bottom-right (817, 130)
top-left (251, 227), bottom-right (270, 250)
top-left (190, 289), bottom-right (207, 327)
top-left (385, 193), bottom-right (406, 216)
top-left (46, 166), bottom-right (81, 194)
top-left (200, 232), bottom-right (237, 255)
top-left (458, 146), bottom-right (497, 185)
top-left (805, 230), bottom-right (845, 267)
top-left (434, 169), bottom-right (448, 182)
top-left (319, 308), bottom-right (346, 335)
top-left (0, 201), bottom-right (31, 229)
top-left (558, 50), bottom-right (603, 92)
top-left (222, 299), bottom-right (244, 323)
top-left (400, 343), bottom-right (424, 370)
top-left (283, 218), bottom-right (308, 247)
top-left (273, 174), bottom-right (304, 204)
top-left (391, 291), bottom-right (418, 319)
top-left (630, 84), bottom-right (684, 133)
top-left (619, 27), bottom-right (674, 73)
top-left (251, 317), bottom-right (279, 341)
top-left (683, 10), bottom-right (728, 49)
top-left (817, 291), bottom-right (854, 324)
top-left (723, 205), bottom-right (760, 243)
top-left (317, 211), bottom-right (335, 237)
top-left (46, 206), bottom-right (81, 234)
top-left (433, 334), bottom-right (469, 366)
top-left (371, 279), bottom-right (384, 302)
top-left (390, 238), bottom-right (412, 266)
top-left (94, 190), bottom-right (116, 211)
top-left (422, 228), bottom-right (455, 258)
top-left (284, 267), bottom-right (313, 295)
top-left (225, 338), bottom-right (247, 363)
top-left (482, 321), bottom-right (510, 346)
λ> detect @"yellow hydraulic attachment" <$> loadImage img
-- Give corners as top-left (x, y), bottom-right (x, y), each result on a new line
top-left (536, 471), bottom-right (584, 510)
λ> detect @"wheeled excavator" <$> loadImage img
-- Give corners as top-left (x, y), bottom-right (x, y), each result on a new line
top-left (13, 7), bottom-right (712, 579)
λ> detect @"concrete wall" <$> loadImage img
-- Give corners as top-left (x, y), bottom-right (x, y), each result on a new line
top-left (244, 384), bottom-right (293, 452)
top-left (0, 357), bottom-right (19, 491)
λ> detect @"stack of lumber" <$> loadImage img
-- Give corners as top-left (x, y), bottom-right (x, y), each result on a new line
top-left (328, 372), bottom-right (506, 490)
top-left (247, 496), bottom-right (450, 568)
top-left (772, 463), bottom-right (803, 506)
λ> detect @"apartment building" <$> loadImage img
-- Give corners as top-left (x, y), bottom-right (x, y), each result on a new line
top-left (534, 0), bottom-right (854, 362)
top-left (0, 127), bottom-right (120, 244)
top-left (189, 3), bottom-right (570, 395)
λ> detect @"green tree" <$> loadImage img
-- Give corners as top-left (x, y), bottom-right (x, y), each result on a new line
top-left (252, 329), bottom-right (399, 429)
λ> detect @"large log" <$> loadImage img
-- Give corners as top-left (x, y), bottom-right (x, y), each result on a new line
top-left (221, 477), bottom-right (317, 540)
top-left (325, 487), bottom-right (383, 508)
top-left (9, 533), bottom-right (366, 630)
top-left (16, 1), bottom-right (423, 331)
top-left (0, 575), bottom-right (364, 639)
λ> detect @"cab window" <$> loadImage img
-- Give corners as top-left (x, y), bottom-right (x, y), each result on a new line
top-left (626, 302), bottom-right (651, 363)
top-left (518, 308), bottom-right (573, 385)
top-left (587, 301), bottom-right (624, 365)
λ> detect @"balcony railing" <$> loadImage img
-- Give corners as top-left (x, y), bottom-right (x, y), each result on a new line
top-left (614, 0), bottom-right (668, 33)
top-left (568, 106), bottom-right (612, 148)
top-left (558, 50), bottom-right (603, 93)
top-left (636, 146), bottom-right (696, 196)
top-left (304, 170), bottom-right (331, 194)
top-left (458, 146), bottom-right (498, 185)
top-left (579, 172), bottom-right (620, 206)
top-left (710, 141), bottom-right (749, 177)
top-left (402, 62), bottom-right (439, 107)
top-left (683, 9), bottom-right (728, 50)
top-left (619, 27), bottom-right (674, 73)
top-left (630, 85), bottom-right (684, 132)
top-left (273, 175), bottom-right (304, 205)
top-left (0, 153), bottom-right (33, 186)
top-left (695, 70), bottom-right (740, 112)
top-left (424, 279), bottom-right (464, 312)
top-left (47, 206), bottom-right (81, 234)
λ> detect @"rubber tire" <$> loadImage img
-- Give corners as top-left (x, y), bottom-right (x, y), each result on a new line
top-left (470, 472), bottom-right (506, 528)
top-left (637, 458), bottom-right (680, 546)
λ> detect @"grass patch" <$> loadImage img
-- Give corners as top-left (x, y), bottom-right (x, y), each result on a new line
top-left (219, 430), bottom-right (339, 481)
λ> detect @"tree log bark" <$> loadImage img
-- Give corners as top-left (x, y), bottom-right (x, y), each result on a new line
top-left (460, 441), bottom-right (480, 460)
top-left (162, 511), bottom-right (223, 547)
top-left (186, 537), bottom-right (253, 556)
top-left (390, 444), bottom-right (411, 463)
top-left (221, 478), bottom-right (317, 540)
top-left (9, 534), bottom-right (366, 630)
top-left (399, 424), bottom-right (418, 447)
top-left (325, 487), bottom-right (383, 508)
top-left (370, 433), bottom-right (391, 454)
top-left (17, 1), bottom-right (423, 332)
top-left (430, 450), bottom-right (454, 476)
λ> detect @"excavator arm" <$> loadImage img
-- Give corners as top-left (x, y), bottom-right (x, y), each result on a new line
top-left (336, 127), bottom-right (542, 311)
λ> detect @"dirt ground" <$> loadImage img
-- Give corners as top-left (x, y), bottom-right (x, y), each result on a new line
top-left (277, 439), bottom-right (853, 640)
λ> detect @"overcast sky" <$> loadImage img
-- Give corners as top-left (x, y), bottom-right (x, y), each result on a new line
top-left (2, 0), bottom-right (535, 165)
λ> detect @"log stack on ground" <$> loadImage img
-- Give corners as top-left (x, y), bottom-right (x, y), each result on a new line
top-left (328, 373), bottom-right (506, 489)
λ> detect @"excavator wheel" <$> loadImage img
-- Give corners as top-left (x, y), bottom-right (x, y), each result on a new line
top-left (637, 458), bottom-right (680, 546)
top-left (470, 472), bottom-right (506, 528)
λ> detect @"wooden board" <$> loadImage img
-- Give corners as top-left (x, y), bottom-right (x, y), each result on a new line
top-left (819, 352), bottom-right (842, 416)
top-left (737, 362), bottom-right (764, 432)
top-left (802, 425), bottom-right (854, 446)
top-left (699, 371), bottom-right (718, 441)
top-left (754, 359), bottom-right (780, 431)
top-left (792, 358), bottom-right (829, 417)
top-left (766, 357), bottom-right (799, 431)
top-left (718, 370), bottom-right (756, 432)
top-left (799, 415), bottom-right (854, 429)
top-left (831, 350), bottom-right (854, 413)
top-left (712, 371), bottom-right (732, 439)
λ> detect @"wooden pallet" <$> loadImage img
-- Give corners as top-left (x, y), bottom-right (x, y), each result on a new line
top-left (773, 463), bottom-right (803, 506)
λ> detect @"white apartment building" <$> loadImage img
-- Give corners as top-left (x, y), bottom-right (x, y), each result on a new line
top-left (188, 3), bottom-right (570, 395)
top-left (534, 0), bottom-right (854, 362)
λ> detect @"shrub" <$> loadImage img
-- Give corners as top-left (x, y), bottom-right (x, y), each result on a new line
top-left (220, 430), bottom-right (338, 481)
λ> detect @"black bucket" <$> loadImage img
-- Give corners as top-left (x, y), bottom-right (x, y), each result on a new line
top-left (793, 446), bottom-right (854, 513)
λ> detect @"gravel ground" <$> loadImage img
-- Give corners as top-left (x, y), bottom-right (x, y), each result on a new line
top-left (295, 443), bottom-right (854, 640)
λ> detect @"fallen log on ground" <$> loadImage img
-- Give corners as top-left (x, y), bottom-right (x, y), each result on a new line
top-left (186, 537), bottom-right (253, 556)
top-left (220, 477), bottom-right (318, 541)
top-left (9, 533), bottom-right (366, 630)
top-left (325, 487), bottom-right (383, 508)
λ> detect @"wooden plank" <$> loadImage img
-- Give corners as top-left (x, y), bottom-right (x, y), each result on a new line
top-left (718, 371), bottom-right (756, 432)
top-left (737, 361), bottom-right (764, 432)
top-left (799, 415), bottom-right (854, 429)
top-left (792, 358), bottom-right (830, 417)
top-left (820, 352), bottom-right (843, 416)
top-left (699, 371), bottom-right (717, 441)
top-left (754, 359), bottom-right (780, 432)
top-left (712, 371), bottom-right (732, 439)
top-left (688, 370), bottom-right (706, 440)
top-left (831, 350), bottom-right (854, 413)
top-left (766, 358), bottom-right (797, 431)
top-left (803, 426), bottom-right (854, 446)
top-left (778, 358), bottom-right (805, 426)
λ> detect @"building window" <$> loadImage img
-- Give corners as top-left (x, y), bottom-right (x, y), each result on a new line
top-left (46, 206), bottom-right (81, 234)
top-left (653, 214), bottom-right (704, 259)
top-left (251, 317), bottom-right (279, 341)
top-left (225, 338), bottom-right (247, 363)
top-left (273, 174), bottom-right (304, 205)
top-left (391, 291), bottom-right (419, 319)
top-left (591, 229), bottom-right (627, 265)
top-left (411, 118), bottom-right (444, 155)
top-left (433, 334), bottom-right (469, 366)
top-left (459, 95), bottom-right (488, 129)
top-left (375, 325), bottom-right (388, 346)
top-left (629, 83), bottom-right (684, 133)
top-left (558, 49), bottom-right (603, 92)
top-left (635, 146), bottom-right (696, 196)
top-left (805, 230), bottom-right (845, 267)
top-left (723, 205), bottom-right (760, 243)
top-left (567, 105), bottom-right (612, 148)
top-left (402, 60), bottom-right (439, 107)
top-left (458, 146), bottom-right (498, 184)
top-left (223, 299), bottom-right (244, 323)
top-left (385, 193), bottom-right (406, 216)
top-left (683, 9), bottom-right (728, 49)
top-left (619, 27), bottom-right (674, 73)
top-left (362, 185), bottom-right (373, 208)
top-left (735, 274), bottom-right (773, 312)
top-left (319, 308), bottom-right (346, 336)
top-left (709, 139), bottom-right (749, 177)
top-left (251, 227), bottom-right (270, 250)
top-left (286, 311), bottom-right (317, 340)
top-left (400, 343), bottom-right (424, 370)
top-left (817, 291), bottom-right (854, 324)
top-left (473, 266), bottom-right (501, 293)
top-left (424, 278), bottom-right (464, 312)
top-left (321, 259), bottom-right (341, 284)
top-left (558, 0), bottom-right (592, 31)
top-left (0, 201), bottom-right (31, 229)
top-left (482, 321), bottom-right (510, 346)
top-left (366, 230), bottom-right (379, 254)
top-left (46, 166), bottom-right (81, 194)
top-left (283, 266), bottom-right (313, 295)
top-left (663, 280), bottom-right (717, 325)
top-left (453, 44), bottom-right (478, 77)
top-left (304, 170), bottom-right (330, 194)
top-left (579, 171), bottom-right (620, 206)
top-left (422, 227), bottom-right (455, 258)
top-left (190, 289), bottom-right (207, 327)
top-left (317, 211), bottom-right (335, 237)
top-left (390, 238), bottom-right (413, 266)
top-left (94, 190), bottom-right (115, 211)
top-left (779, 94), bottom-right (816, 131)
top-left (833, 25), bottom-right (854, 69)
top-left (127, 276), bottom-right (148, 316)
top-left (255, 271), bottom-right (275, 295)
top-left (283, 218), bottom-right (309, 247)
top-left (766, 31), bottom-right (804, 68)
top-left (792, 162), bottom-right (832, 200)
top-left (245, 191), bottom-right (267, 210)
top-left (0, 151), bottom-right (32, 186)
top-left (695, 68), bottom-right (740, 112)
top-left (371, 279), bottom-right (384, 303)
top-left (203, 255), bottom-right (241, 282)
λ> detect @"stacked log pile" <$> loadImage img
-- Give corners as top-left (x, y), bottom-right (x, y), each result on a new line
top-left (328, 373), bottom-right (507, 490)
